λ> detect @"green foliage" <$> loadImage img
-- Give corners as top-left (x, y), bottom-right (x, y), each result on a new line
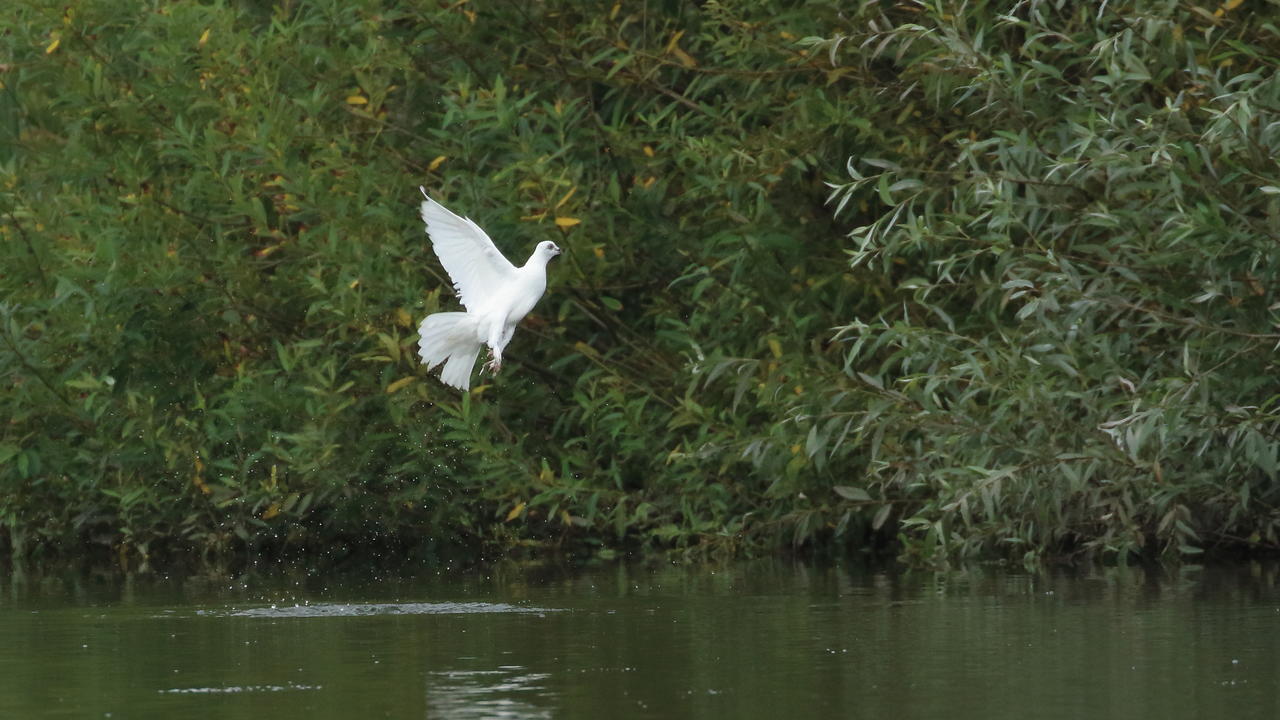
top-left (1, 0), bottom-right (1278, 569)
top-left (791, 2), bottom-right (1280, 565)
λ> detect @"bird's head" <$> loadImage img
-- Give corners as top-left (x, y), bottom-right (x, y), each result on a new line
top-left (536, 240), bottom-right (562, 259)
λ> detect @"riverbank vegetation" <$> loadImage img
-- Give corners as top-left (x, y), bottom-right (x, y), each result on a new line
top-left (4, 0), bottom-right (1278, 570)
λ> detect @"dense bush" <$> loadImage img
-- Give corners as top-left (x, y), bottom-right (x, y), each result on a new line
top-left (795, 1), bottom-right (1280, 565)
top-left (2, 0), bottom-right (1277, 570)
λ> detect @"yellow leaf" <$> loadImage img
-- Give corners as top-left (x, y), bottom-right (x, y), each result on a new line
top-left (45, 36), bottom-right (61, 54)
top-left (193, 454), bottom-right (210, 495)
top-left (767, 337), bottom-right (783, 359)
top-left (610, 2), bottom-right (621, 20)
top-left (554, 216), bottom-right (581, 228)
top-left (261, 503), bottom-right (280, 520)
top-left (346, 95), bottom-right (368, 105)
top-left (198, 28), bottom-right (210, 48)
top-left (505, 501), bottom-right (526, 522)
top-left (672, 47), bottom-right (697, 68)
top-left (664, 30), bottom-right (685, 54)
top-left (428, 155), bottom-right (447, 171)
top-left (463, 9), bottom-right (476, 22)
top-left (593, 246), bottom-right (605, 259)
top-left (779, 31), bottom-right (796, 40)
top-left (386, 376), bottom-right (416, 394)
top-left (1224, 0), bottom-right (1243, 9)
top-left (520, 212), bottom-right (548, 222)
top-left (790, 444), bottom-right (801, 454)
top-left (395, 307), bottom-right (413, 328)
top-left (560, 510), bottom-right (572, 526)
top-left (643, 145), bottom-right (654, 157)
top-left (555, 186), bottom-right (577, 209)
top-left (349, 279), bottom-right (360, 289)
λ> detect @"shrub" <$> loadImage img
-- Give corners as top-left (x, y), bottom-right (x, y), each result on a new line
top-left (2, 0), bottom-right (1277, 569)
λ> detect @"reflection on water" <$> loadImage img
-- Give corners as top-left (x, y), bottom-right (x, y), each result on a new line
top-left (427, 667), bottom-right (552, 720)
top-left (1, 561), bottom-right (1278, 720)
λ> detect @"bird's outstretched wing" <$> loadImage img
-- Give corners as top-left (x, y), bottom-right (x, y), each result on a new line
top-left (420, 188), bottom-right (517, 311)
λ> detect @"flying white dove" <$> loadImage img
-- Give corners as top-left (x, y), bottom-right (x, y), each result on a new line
top-left (416, 187), bottom-right (561, 390)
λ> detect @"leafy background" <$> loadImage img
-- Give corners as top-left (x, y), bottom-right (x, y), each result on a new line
top-left (2, 0), bottom-right (1278, 570)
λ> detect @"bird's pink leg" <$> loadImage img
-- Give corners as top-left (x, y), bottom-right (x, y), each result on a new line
top-left (484, 348), bottom-right (503, 374)
top-left (484, 325), bottom-right (508, 374)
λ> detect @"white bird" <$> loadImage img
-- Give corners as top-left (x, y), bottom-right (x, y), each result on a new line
top-left (416, 188), bottom-right (561, 390)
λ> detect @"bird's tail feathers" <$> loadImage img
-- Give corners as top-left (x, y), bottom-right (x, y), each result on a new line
top-left (418, 312), bottom-right (481, 390)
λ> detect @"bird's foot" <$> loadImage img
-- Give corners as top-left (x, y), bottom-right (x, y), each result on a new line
top-left (484, 357), bottom-right (502, 374)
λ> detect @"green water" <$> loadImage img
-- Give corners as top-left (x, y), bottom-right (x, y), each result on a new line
top-left (1, 562), bottom-right (1276, 719)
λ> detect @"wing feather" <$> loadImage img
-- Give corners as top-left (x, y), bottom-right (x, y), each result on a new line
top-left (419, 188), bottom-right (516, 311)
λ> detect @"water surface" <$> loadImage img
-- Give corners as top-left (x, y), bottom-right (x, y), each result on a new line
top-left (1, 561), bottom-right (1276, 718)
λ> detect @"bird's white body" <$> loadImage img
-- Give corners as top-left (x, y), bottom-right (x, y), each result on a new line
top-left (416, 189), bottom-right (560, 390)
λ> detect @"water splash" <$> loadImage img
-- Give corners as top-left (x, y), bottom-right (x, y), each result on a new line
top-left (160, 682), bottom-right (321, 694)
top-left (198, 601), bottom-right (562, 619)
